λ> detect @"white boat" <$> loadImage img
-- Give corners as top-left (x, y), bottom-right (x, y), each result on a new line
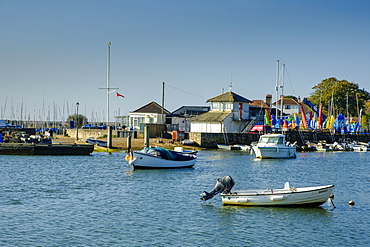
top-left (235, 144), bottom-right (251, 151)
top-left (251, 134), bottom-right (296, 158)
top-left (350, 141), bottom-right (370, 152)
top-left (173, 146), bottom-right (198, 155)
top-left (126, 147), bottom-right (197, 169)
top-left (217, 144), bottom-right (242, 150)
top-left (200, 176), bottom-right (335, 207)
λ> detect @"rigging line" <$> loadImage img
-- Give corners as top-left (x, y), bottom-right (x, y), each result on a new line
top-left (165, 87), bottom-right (180, 108)
top-left (113, 97), bottom-right (130, 112)
top-left (165, 83), bottom-right (204, 99)
top-left (283, 68), bottom-right (296, 96)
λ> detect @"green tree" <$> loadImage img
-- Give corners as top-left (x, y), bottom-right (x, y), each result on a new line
top-left (308, 77), bottom-right (370, 117)
top-left (284, 95), bottom-right (298, 101)
top-left (67, 114), bottom-right (88, 128)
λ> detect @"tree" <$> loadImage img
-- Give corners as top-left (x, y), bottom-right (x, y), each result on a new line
top-left (308, 77), bottom-right (370, 117)
top-left (67, 114), bottom-right (88, 128)
top-left (284, 95), bottom-right (298, 101)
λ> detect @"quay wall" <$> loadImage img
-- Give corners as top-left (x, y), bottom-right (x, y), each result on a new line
top-left (189, 131), bottom-right (370, 148)
top-left (64, 128), bottom-right (370, 148)
top-left (64, 129), bottom-right (138, 140)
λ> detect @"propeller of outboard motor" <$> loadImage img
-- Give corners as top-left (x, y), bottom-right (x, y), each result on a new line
top-left (200, 176), bottom-right (235, 201)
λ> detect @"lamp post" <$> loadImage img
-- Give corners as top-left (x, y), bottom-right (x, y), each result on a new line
top-left (76, 102), bottom-right (79, 141)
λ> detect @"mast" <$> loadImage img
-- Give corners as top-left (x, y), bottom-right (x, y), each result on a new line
top-left (106, 42), bottom-right (111, 126)
top-left (280, 63), bottom-right (285, 120)
top-left (162, 82), bottom-right (165, 124)
top-left (275, 60), bottom-right (279, 120)
top-left (99, 42), bottom-right (118, 126)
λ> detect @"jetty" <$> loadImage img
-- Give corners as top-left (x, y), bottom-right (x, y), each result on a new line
top-left (0, 143), bottom-right (94, 155)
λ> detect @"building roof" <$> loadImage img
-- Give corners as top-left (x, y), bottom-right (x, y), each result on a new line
top-left (171, 106), bottom-right (210, 116)
top-left (249, 100), bottom-right (269, 108)
top-left (206, 91), bottom-right (252, 103)
top-left (132, 101), bottom-right (170, 114)
top-left (188, 111), bottom-right (231, 122)
top-left (273, 98), bottom-right (300, 106)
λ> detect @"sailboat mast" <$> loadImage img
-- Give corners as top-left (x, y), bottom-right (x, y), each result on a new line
top-left (106, 42), bottom-right (111, 126)
top-left (162, 82), bottom-right (165, 124)
top-left (99, 42), bottom-right (118, 126)
top-left (280, 63), bottom-right (285, 120)
top-left (275, 60), bottom-right (279, 120)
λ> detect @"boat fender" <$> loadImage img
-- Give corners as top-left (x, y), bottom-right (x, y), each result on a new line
top-left (125, 154), bottom-right (131, 161)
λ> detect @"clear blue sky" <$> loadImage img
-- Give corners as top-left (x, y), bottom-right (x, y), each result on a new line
top-left (1, 0), bottom-right (369, 122)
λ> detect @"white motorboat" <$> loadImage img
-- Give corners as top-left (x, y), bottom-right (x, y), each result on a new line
top-left (200, 176), bottom-right (335, 207)
top-left (126, 147), bottom-right (197, 169)
top-left (251, 134), bottom-right (296, 159)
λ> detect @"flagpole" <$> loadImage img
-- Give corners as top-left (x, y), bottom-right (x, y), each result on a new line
top-left (99, 42), bottom-right (118, 127)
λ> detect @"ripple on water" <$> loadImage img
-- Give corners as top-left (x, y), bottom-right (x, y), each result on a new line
top-left (0, 151), bottom-right (369, 246)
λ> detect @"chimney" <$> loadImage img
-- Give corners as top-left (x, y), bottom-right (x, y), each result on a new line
top-left (265, 94), bottom-right (272, 107)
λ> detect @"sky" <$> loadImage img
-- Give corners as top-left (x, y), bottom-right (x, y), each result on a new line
top-left (1, 0), bottom-right (370, 123)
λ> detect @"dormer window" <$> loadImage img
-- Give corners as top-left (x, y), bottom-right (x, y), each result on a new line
top-left (223, 102), bottom-right (232, 111)
top-left (211, 102), bottom-right (232, 111)
top-left (211, 102), bottom-right (220, 110)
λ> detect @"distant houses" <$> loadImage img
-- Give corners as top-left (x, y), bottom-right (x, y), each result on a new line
top-left (115, 91), bottom-right (313, 134)
top-left (115, 102), bottom-right (210, 132)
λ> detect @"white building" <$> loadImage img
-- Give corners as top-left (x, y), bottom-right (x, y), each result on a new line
top-left (189, 92), bottom-right (252, 133)
top-left (127, 101), bottom-right (169, 131)
top-left (272, 98), bottom-right (300, 116)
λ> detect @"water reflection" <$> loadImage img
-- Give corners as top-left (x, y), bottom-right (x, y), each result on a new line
top-left (201, 202), bottom-right (334, 227)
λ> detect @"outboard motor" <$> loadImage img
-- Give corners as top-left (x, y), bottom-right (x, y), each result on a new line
top-left (200, 176), bottom-right (235, 201)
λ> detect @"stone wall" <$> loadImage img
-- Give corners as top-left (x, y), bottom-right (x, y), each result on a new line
top-left (189, 132), bottom-right (260, 148)
top-left (65, 129), bottom-right (110, 140)
top-left (189, 131), bottom-right (370, 148)
top-left (65, 129), bottom-right (139, 139)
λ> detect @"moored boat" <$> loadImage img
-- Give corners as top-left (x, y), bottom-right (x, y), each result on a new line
top-left (200, 176), bottom-right (335, 207)
top-left (217, 144), bottom-right (242, 150)
top-left (86, 138), bottom-right (108, 147)
top-left (251, 134), bottom-right (296, 159)
top-left (126, 147), bottom-right (197, 169)
top-left (351, 141), bottom-right (370, 151)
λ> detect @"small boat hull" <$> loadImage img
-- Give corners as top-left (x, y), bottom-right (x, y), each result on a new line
top-left (221, 184), bottom-right (334, 206)
top-left (252, 146), bottom-right (296, 159)
top-left (128, 147), bottom-right (196, 169)
top-left (86, 139), bottom-right (107, 147)
top-left (217, 144), bottom-right (242, 150)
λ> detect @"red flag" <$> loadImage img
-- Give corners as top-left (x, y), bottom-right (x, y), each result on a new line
top-left (116, 92), bottom-right (124, 98)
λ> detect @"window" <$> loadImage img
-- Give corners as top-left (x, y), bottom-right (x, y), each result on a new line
top-left (211, 102), bottom-right (220, 110)
top-left (223, 103), bottom-right (232, 110)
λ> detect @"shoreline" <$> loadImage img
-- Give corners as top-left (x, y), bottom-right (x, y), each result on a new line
top-left (52, 135), bottom-right (202, 152)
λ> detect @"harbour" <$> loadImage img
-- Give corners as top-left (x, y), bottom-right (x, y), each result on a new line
top-left (1, 2), bottom-right (370, 246)
top-left (1, 150), bottom-right (369, 246)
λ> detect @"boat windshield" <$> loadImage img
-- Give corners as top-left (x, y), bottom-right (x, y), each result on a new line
top-left (259, 136), bottom-right (284, 144)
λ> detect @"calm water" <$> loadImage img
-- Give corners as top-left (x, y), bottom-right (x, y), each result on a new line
top-left (1, 150), bottom-right (369, 246)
